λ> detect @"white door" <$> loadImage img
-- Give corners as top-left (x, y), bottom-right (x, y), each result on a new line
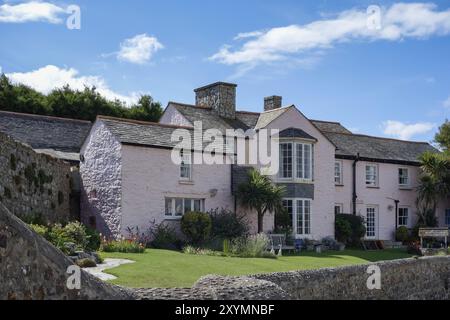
top-left (366, 206), bottom-right (377, 239)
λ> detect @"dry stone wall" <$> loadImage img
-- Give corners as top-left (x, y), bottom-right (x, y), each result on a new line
top-left (0, 203), bottom-right (132, 300)
top-left (0, 132), bottom-right (71, 224)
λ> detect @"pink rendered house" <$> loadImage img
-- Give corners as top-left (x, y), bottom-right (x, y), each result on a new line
top-left (79, 82), bottom-right (450, 241)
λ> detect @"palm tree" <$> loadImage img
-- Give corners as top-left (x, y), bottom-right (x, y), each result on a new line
top-left (417, 151), bottom-right (450, 226)
top-left (237, 168), bottom-right (285, 233)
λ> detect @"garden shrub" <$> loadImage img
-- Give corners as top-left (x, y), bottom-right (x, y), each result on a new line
top-left (182, 245), bottom-right (224, 257)
top-left (86, 227), bottom-right (101, 251)
top-left (28, 221), bottom-right (101, 254)
top-left (100, 237), bottom-right (145, 253)
top-left (335, 216), bottom-right (352, 243)
top-left (29, 224), bottom-right (49, 238)
top-left (229, 234), bottom-right (275, 258)
top-left (63, 221), bottom-right (88, 249)
top-left (76, 258), bottom-right (97, 268)
top-left (149, 221), bottom-right (180, 250)
top-left (209, 209), bottom-right (249, 240)
top-left (395, 226), bottom-right (409, 242)
top-left (181, 211), bottom-right (212, 245)
top-left (335, 214), bottom-right (366, 247)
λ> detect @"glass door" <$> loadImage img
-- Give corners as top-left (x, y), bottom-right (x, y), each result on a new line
top-left (366, 206), bottom-right (377, 239)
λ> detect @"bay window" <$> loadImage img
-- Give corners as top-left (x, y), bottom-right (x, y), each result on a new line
top-left (279, 142), bottom-right (313, 180)
top-left (281, 198), bottom-right (312, 236)
top-left (279, 143), bottom-right (293, 178)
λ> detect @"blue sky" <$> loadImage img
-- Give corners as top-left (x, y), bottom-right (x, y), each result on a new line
top-left (1, 0), bottom-right (450, 142)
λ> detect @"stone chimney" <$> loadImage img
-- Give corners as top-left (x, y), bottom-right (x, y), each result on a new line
top-left (264, 95), bottom-right (282, 112)
top-left (194, 82), bottom-right (237, 119)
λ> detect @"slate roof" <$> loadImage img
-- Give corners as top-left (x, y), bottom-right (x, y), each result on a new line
top-left (165, 103), bottom-right (436, 163)
top-left (254, 107), bottom-right (291, 129)
top-left (169, 102), bottom-right (252, 131)
top-left (279, 127), bottom-right (317, 140)
top-left (0, 111), bottom-right (92, 161)
top-left (99, 116), bottom-right (233, 153)
top-left (310, 120), bottom-right (352, 134)
top-left (323, 131), bottom-right (437, 164)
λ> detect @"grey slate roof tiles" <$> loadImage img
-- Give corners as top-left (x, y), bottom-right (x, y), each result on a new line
top-left (310, 120), bottom-right (352, 134)
top-left (100, 116), bottom-right (233, 153)
top-left (254, 107), bottom-right (291, 129)
top-left (0, 111), bottom-right (92, 161)
top-left (323, 131), bottom-right (437, 163)
top-left (279, 127), bottom-right (317, 141)
top-left (170, 102), bottom-right (251, 132)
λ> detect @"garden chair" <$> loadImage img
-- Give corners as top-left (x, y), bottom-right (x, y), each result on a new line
top-left (268, 234), bottom-right (296, 253)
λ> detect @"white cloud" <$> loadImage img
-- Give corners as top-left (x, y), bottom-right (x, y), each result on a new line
top-left (211, 3), bottom-right (450, 66)
top-left (0, 1), bottom-right (66, 24)
top-left (443, 96), bottom-right (450, 109)
top-left (382, 120), bottom-right (435, 140)
top-left (6, 65), bottom-right (140, 104)
top-left (117, 34), bottom-right (164, 64)
top-left (233, 31), bottom-right (265, 40)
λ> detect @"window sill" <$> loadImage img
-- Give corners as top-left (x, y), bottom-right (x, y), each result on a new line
top-left (179, 180), bottom-right (194, 185)
top-left (164, 216), bottom-right (182, 221)
top-left (399, 186), bottom-right (412, 190)
top-left (366, 185), bottom-right (380, 189)
top-left (335, 184), bottom-right (344, 187)
top-left (276, 178), bottom-right (314, 184)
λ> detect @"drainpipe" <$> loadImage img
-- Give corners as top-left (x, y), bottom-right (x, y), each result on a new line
top-left (352, 153), bottom-right (360, 215)
top-left (394, 200), bottom-right (399, 231)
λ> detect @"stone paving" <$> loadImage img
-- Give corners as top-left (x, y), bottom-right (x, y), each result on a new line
top-left (83, 258), bottom-right (135, 281)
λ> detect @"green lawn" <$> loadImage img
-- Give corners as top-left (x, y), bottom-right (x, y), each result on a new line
top-left (100, 249), bottom-right (412, 288)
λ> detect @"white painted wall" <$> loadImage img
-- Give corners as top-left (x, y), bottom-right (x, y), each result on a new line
top-left (120, 145), bottom-right (235, 235)
top-left (159, 104), bottom-right (193, 127)
top-left (335, 160), bottom-right (428, 240)
top-left (80, 121), bottom-right (123, 238)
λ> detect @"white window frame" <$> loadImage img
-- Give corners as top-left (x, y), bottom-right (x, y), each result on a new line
top-left (398, 207), bottom-right (409, 227)
top-left (335, 161), bottom-right (343, 185)
top-left (279, 142), bottom-right (293, 179)
top-left (282, 198), bottom-right (312, 236)
top-left (278, 141), bottom-right (313, 182)
top-left (180, 150), bottom-right (192, 181)
top-left (365, 164), bottom-right (378, 187)
top-left (398, 167), bottom-right (410, 187)
top-left (334, 203), bottom-right (343, 215)
top-left (164, 197), bottom-right (205, 219)
top-left (366, 206), bottom-right (377, 239)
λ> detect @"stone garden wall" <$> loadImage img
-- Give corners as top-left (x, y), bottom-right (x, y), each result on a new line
top-left (0, 132), bottom-right (71, 224)
top-left (0, 203), bottom-right (132, 300)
